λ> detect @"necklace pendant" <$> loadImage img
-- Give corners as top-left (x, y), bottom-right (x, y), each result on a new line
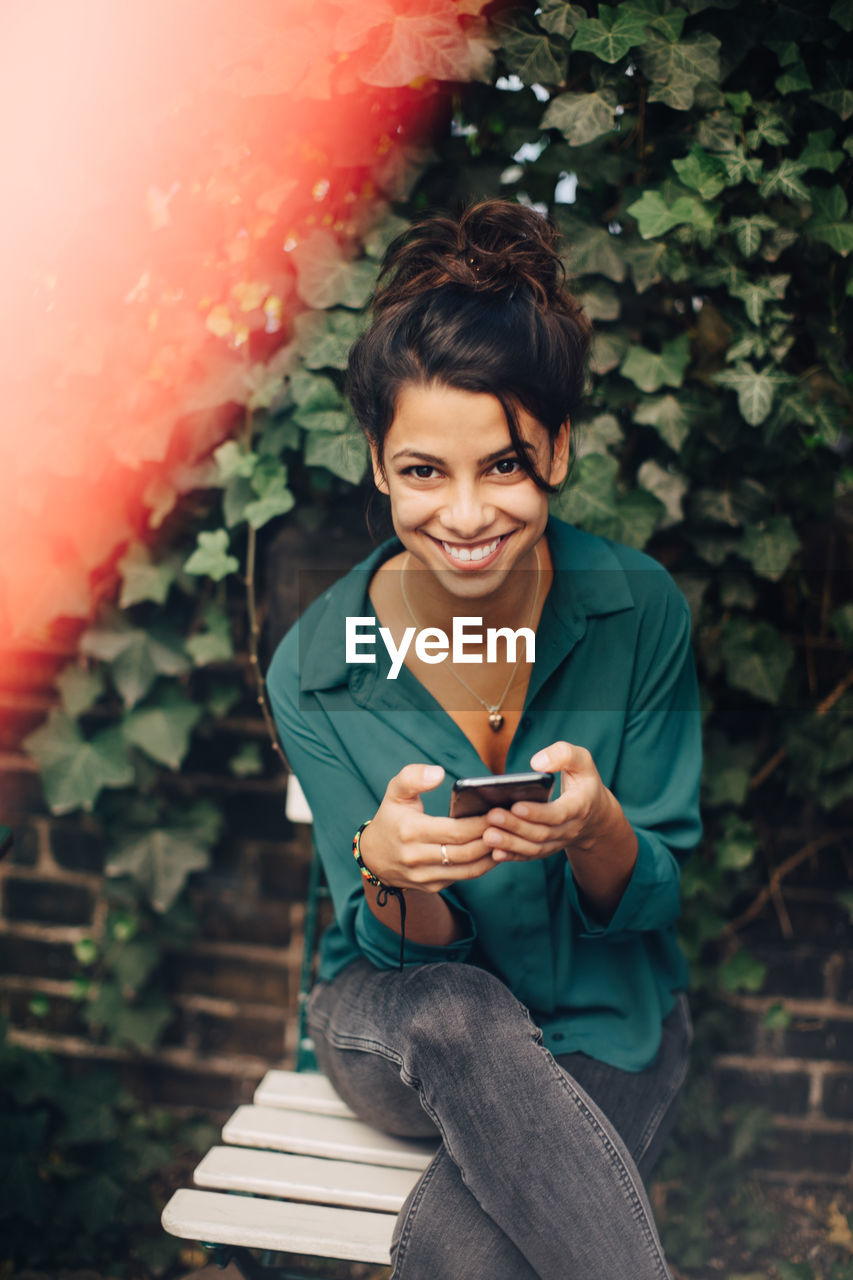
top-left (488, 709), bottom-right (504, 733)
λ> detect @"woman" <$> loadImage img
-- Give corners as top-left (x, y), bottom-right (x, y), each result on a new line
top-left (267, 200), bottom-right (701, 1279)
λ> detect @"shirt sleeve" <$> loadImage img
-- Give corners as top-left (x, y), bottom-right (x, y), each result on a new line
top-left (266, 635), bottom-right (477, 970)
top-left (565, 584), bottom-right (702, 940)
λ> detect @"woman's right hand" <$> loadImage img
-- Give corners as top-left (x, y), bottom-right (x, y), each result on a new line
top-left (359, 763), bottom-right (497, 892)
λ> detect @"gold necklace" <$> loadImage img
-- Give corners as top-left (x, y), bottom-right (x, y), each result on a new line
top-left (398, 543), bottom-right (543, 733)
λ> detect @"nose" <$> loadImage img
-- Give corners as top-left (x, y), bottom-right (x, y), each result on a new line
top-left (438, 479), bottom-right (495, 541)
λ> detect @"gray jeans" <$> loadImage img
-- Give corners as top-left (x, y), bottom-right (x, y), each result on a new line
top-left (308, 958), bottom-right (691, 1280)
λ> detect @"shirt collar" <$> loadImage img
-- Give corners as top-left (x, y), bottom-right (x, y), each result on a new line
top-left (297, 516), bottom-right (635, 694)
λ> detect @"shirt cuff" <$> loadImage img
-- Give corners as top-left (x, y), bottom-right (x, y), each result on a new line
top-left (354, 890), bottom-right (477, 969)
top-left (566, 830), bottom-right (681, 940)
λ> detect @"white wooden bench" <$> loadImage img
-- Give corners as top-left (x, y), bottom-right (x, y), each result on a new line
top-left (161, 779), bottom-right (437, 1276)
top-left (161, 1067), bottom-right (438, 1272)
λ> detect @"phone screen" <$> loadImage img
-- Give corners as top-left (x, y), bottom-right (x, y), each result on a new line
top-left (449, 771), bottom-right (553, 819)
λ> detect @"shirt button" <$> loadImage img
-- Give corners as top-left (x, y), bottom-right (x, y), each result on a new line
top-left (552, 1032), bottom-right (565, 1042)
top-left (521, 715), bottom-right (532, 731)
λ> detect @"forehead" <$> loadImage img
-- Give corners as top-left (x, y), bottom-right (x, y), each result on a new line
top-left (386, 383), bottom-right (544, 457)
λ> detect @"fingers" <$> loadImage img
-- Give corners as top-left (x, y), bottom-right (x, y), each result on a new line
top-left (531, 741), bottom-right (594, 777)
top-left (384, 762), bottom-right (446, 804)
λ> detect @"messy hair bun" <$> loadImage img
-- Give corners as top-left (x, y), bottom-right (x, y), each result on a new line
top-left (374, 201), bottom-right (574, 315)
top-left (347, 199), bottom-right (592, 491)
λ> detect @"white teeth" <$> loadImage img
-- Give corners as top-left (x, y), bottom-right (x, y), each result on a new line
top-left (442, 537), bottom-right (501, 562)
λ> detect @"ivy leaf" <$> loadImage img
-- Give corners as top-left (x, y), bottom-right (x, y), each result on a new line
top-left (363, 212), bottom-right (411, 261)
top-left (799, 129), bottom-right (845, 175)
top-left (713, 362), bottom-right (790, 426)
top-left (497, 20), bottom-right (567, 84)
top-left (672, 145), bottom-right (728, 200)
top-left (291, 372), bottom-right (353, 434)
top-left (638, 30), bottom-right (720, 110)
top-left (244, 479), bottom-right (296, 530)
top-left (85, 982), bottom-right (173, 1052)
top-left (759, 159), bottom-right (810, 202)
top-left (229, 742), bottom-right (264, 777)
top-left (291, 232), bottom-right (379, 309)
top-left (634, 394), bottom-right (691, 451)
top-left (627, 189), bottom-right (713, 239)
top-left (294, 309), bottom-right (366, 371)
top-left (24, 711), bottom-right (134, 814)
top-left (637, 459), bottom-right (687, 526)
top-left (184, 530), bottom-right (240, 582)
top-left (830, 0), bottom-right (853, 29)
top-left (808, 186), bottom-right (853, 257)
top-left (620, 334), bottom-right (690, 392)
top-left (79, 615), bottom-right (190, 708)
top-left (729, 215), bottom-right (777, 258)
top-left (813, 61), bottom-right (853, 120)
top-left (576, 280), bottom-right (621, 320)
top-left (537, 0), bottom-right (587, 38)
top-left (623, 240), bottom-right (668, 292)
top-left (304, 430), bottom-right (368, 484)
top-left (830, 602), bottom-right (853, 649)
top-left (577, 412), bottom-right (622, 456)
top-left (56, 664), bottom-right (104, 718)
top-left (111, 937), bottom-right (161, 993)
top-left (551, 452), bottom-right (619, 536)
top-left (541, 89), bottom-right (619, 146)
top-left (720, 617), bottom-right (794, 704)
top-left (572, 6), bottom-right (650, 63)
top-left (739, 515), bottom-right (801, 581)
top-left (117, 543), bottom-right (176, 608)
top-left (185, 602), bottom-right (234, 667)
top-left (746, 106), bottom-right (789, 149)
top-left (612, 488), bottom-right (665, 550)
top-left (214, 440), bottom-right (257, 481)
top-left (589, 331), bottom-right (627, 375)
top-left (121, 687), bottom-right (203, 770)
top-left (363, 8), bottom-right (494, 86)
top-left (720, 949), bottom-right (767, 993)
top-left (729, 274), bottom-right (790, 325)
top-left (558, 219), bottom-right (627, 280)
top-left (714, 814), bottom-right (757, 870)
top-left (720, 145), bottom-right (764, 186)
top-left (775, 60), bottom-right (812, 95)
top-left (107, 826), bottom-right (211, 913)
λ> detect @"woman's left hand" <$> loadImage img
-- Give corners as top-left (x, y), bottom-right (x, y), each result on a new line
top-left (482, 741), bottom-right (636, 869)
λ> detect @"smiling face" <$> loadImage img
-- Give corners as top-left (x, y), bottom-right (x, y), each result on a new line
top-left (371, 382), bottom-right (569, 605)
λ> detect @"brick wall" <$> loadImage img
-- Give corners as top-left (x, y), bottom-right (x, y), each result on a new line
top-left (714, 894), bottom-right (853, 1184)
top-left (1, 519), bottom-right (851, 1180)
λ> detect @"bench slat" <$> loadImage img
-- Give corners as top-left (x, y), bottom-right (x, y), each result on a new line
top-left (223, 1105), bottom-right (436, 1171)
top-left (254, 1070), bottom-right (355, 1117)
top-left (195, 1146), bottom-right (418, 1212)
top-left (162, 1188), bottom-right (395, 1265)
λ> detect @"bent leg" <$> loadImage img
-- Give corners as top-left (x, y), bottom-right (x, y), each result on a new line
top-left (308, 959), bottom-right (679, 1280)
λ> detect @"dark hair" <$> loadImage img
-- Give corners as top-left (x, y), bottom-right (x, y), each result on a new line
top-left (346, 200), bottom-right (592, 492)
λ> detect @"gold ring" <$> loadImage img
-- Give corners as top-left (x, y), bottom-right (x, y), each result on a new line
top-left (441, 843), bottom-right (450, 866)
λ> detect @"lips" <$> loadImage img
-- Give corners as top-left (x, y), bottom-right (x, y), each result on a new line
top-left (428, 532), bottom-right (511, 569)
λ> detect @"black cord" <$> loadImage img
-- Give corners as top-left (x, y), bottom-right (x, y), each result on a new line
top-left (376, 884), bottom-right (407, 971)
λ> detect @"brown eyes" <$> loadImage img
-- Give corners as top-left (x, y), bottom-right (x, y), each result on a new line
top-left (400, 457), bottom-right (521, 481)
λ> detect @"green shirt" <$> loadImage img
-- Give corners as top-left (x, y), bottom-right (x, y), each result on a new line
top-left (267, 516), bottom-right (702, 1071)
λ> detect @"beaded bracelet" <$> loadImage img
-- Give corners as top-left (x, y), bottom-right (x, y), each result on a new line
top-left (352, 819), bottom-right (407, 971)
top-left (352, 819), bottom-right (383, 886)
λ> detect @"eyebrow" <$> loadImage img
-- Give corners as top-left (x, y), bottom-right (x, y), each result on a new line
top-left (390, 443), bottom-right (535, 466)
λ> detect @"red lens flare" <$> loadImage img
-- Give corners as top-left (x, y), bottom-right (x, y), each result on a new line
top-left (0, 0), bottom-right (492, 655)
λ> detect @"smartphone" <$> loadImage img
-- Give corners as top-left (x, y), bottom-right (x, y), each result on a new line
top-left (449, 771), bottom-right (553, 819)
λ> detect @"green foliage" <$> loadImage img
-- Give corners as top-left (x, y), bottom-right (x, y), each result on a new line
top-left (0, 1020), bottom-right (217, 1274)
top-left (16, 3), bottom-right (853, 1273)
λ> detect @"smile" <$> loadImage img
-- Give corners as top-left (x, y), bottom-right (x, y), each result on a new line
top-left (430, 533), bottom-right (510, 567)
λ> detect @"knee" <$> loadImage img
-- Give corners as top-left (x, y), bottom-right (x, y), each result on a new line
top-left (400, 963), bottom-right (536, 1065)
